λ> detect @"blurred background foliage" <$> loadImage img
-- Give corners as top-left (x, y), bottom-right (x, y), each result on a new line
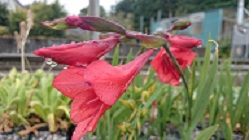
top-left (29, 0), bottom-right (67, 37)
top-left (114, 0), bottom-right (239, 31)
top-left (0, 0), bottom-right (66, 37)
top-left (1, 0), bottom-right (246, 37)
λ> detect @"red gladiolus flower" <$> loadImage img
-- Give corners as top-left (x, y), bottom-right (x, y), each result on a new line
top-left (33, 37), bottom-right (119, 66)
top-left (52, 49), bottom-right (154, 140)
top-left (164, 33), bottom-right (202, 49)
top-left (151, 48), bottom-right (196, 86)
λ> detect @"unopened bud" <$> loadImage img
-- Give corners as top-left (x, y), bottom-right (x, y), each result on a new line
top-left (148, 83), bottom-right (156, 94)
top-left (40, 18), bottom-right (75, 30)
top-left (136, 119), bottom-right (141, 133)
top-left (141, 91), bottom-right (150, 103)
top-left (137, 109), bottom-right (148, 118)
top-left (169, 21), bottom-right (191, 31)
top-left (133, 86), bottom-right (141, 93)
top-left (120, 99), bottom-right (137, 110)
top-left (118, 122), bottom-right (127, 132)
top-left (118, 122), bottom-right (134, 133)
top-left (150, 101), bottom-right (158, 121)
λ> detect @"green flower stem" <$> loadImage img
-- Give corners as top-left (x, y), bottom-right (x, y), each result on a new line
top-left (162, 44), bottom-right (191, 125)
top-left (162, 44), bottom-right (189, 91)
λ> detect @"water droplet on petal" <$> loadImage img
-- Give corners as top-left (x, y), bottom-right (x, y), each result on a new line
top-left (46, 58), bottom-right (53, 65)
top-left (51, 61), bottom-right (57, 67)
top-left (109, 82), bottom-right (113, 86)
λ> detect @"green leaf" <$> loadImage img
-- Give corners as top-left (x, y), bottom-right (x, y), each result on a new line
top-left (47, 113), bottom-right (57, 132)
top-left (143, 85), bottom-right (164, 109)
top-left (232, 71), bottom-right (249, 128)
top-left (191, 40), bottom-right (218, 130)
top-left (194, 124), bottom-right (219, 140)
top-left (126, 48), bottom-right (133, 63)
top-left (112, 45), bottom-right (119, 66)
top-left (57, 105), bottom-right (70, 118)
top-left (221, 121), bottom-right (233, 140)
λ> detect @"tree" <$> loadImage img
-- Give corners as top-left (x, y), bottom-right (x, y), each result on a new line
top-left (79, 6), bottom-right (106, 17)
top-left (0, 3), bottom-right (9, 26)
top-left (29, 0), bottom-right (67, 37)
top-left (8, 9), bottom-right (27, 34)
top-left (114, 0), bottom-right (179, 31)
top-left (114, 0), bottom-right (237, 31)
top-left (175, 0), bottom-right (237, 15)
top-left (108, 11), bottom-right (135, 30)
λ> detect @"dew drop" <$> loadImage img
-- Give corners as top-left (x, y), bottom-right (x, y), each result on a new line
top-left (50, 61), bottom-right (57, 67)
top-left (46, 58), bottom-right (53, 65)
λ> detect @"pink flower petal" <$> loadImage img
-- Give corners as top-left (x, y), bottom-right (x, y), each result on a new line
top-left (85, 49), bottom-right (155, 105)
top-left (71, 98), bottom-right (110, 140)
top-left (70, 89), bottom-right (102, 123)
top-left (151, 48), bottom-right (196, 86)
top-left (52, 66), bottom-right (90, 99)
top-left (33, 37), bottom-right (119, 66)
top-left (164, 33), bottom-right (202, 49)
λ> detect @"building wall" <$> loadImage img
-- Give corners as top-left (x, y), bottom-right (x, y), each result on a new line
top-left (192, 9), bottom-right (223, 45)
top-left (152, 9), bottom-right (224, 46)
top-left (0, 0), bottom-right (23, 11)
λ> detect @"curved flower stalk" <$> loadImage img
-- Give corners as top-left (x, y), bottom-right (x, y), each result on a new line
top-left (52, 49), bottom-right (154, 140)
top-left (150, 32), bottom-right (202, 86)
top-left (151, 47), bottom-right (196, 86)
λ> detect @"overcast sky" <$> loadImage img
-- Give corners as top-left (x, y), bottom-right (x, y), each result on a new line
top-left (19, 0), bottom-right (119, 15)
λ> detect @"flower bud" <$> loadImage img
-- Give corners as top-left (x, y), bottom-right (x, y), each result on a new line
top-left (118, 122), bottom-right (134, 133)
top-left (137, 109), bottom-right (148, 118)
top-left (148, 83), bottom-right (156, 94)
top-left (120, 99), bottom-right (137, 110)
top-left (40, 18), bottom-right (75, 30)
top-left (133, 86), bottom-right (142, 93)
top-left (150, 101), bottom-right (158, 121)
top-left (169, 21), bottom-right (191, 31)
top-left (141, 91), bottom-right (150, 103)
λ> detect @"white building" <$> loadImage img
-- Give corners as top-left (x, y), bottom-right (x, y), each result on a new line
top-left (0, 0), bottom-right (24, 12)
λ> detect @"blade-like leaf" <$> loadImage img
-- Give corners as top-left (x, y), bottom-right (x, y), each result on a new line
top-left (112, 45), bottom-right (119, 66)
top-left (232, 71), bottom-right (249, 128)
top-left (191, 41), bottom-right (218, 130)
top-left (194, 124), bottom-right (219, 140)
